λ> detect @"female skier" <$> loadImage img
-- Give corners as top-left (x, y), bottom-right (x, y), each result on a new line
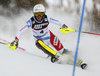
top-left (10, 4), bottom-right (87, 69)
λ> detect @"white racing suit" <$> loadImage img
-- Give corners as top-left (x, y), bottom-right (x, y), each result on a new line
top-left (15, 15), bottom-right (70, 63)
top-left (15, 15), bottom-right (66, 54)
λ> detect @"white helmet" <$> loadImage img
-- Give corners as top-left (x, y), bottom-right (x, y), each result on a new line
top-left (33, 4), bottom-right (46, 13)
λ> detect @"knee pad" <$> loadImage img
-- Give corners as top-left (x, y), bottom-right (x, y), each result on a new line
top-left (36, 40), bottom-right (57, 57)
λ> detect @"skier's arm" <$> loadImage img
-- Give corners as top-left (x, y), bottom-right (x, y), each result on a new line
top-left (47, 16), bottom-right (68, 28)
top-left (9, 19), bottom-right (32, 50)
top-left (15, 23), bottom-right (28, 40)
top-left (47, 16), bottom-right (72, 34)
top-left (9, 24), bottom-right (28, 50)
top-left (15, 19), bottom-right (32, 40)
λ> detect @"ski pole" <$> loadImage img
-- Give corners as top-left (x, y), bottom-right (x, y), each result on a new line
top-left (0, 42), bottom-right (12, 49)
top-left (61, 28), bottom-right (100, 36)
top-left (0, 38), bottom-right (26, 51)
top-left (0, 41), bottom-right (15, 48)
top-left (0, 42), bottom-right (8, 45)
top-left (74, 30), bottom-right (100, 36)
top-left (0, 41), bottom-right (25, 51)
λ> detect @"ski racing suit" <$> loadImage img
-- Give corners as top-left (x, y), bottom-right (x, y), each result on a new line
top-left (15, 15), bottom-right (67, 55)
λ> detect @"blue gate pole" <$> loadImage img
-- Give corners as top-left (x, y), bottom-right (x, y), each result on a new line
top-left (72, 0), bottom-right (86, 76)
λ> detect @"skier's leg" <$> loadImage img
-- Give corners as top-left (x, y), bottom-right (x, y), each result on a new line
top-left (49, 31), bottom-right (87, 69)
top-left (49, 31), bottom-right (71, 54)
top-left (35, 39), bottom-right (59, 61)
top-left (49, 31), bottom-right (72, 63)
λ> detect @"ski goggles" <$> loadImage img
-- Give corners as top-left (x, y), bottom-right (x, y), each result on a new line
top-left (34, 12), bottom-right (44, 17)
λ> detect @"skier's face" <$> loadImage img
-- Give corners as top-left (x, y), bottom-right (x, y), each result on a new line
top-left (34, 12), bottom-right (44, 21)
top-left (36, 16), bottom-right (43, 21)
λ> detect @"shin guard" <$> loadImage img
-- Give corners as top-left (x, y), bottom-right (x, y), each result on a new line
top-left (36, 40), bottom-right (57, 57)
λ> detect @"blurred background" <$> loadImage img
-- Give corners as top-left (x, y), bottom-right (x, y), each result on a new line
top-left (0, 0), bottom-right (100, 37)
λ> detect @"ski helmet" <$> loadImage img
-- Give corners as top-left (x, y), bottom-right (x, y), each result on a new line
top-left (33, 4), bottom-right (46, 13)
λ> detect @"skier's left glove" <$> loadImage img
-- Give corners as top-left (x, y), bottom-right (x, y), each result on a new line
top-left (9, 40), bottom-right (18, 50)
top-left (61, 24), bottom-right (68, 29)
top-left (60, 24), bottom-right (72, 34)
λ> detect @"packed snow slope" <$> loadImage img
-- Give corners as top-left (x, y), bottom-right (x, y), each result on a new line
top-left (0, 31), bottom-right (100, 76)
top-left (0, 7), bottom-right (100, 76)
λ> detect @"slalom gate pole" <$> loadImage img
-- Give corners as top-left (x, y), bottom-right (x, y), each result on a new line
top-left (72, 0), bottom-right (86, 76)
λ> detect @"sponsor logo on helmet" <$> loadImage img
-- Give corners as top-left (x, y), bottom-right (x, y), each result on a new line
top-left (35, 9), bottom-right (43, 12)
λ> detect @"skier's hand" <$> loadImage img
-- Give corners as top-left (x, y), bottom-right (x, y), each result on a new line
top-left (61, 24), bottom-right (68, 29)
top-left (9, 40), bottom-right (18, 50)
top-left (60, 26), bottom-right (72, 34)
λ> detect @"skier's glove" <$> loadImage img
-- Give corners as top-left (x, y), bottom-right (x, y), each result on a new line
top-left (60, 24), bottom-right (72, 34)
top-left (10, 40), bottom-right (18, 50)
top-left (61, 24), bottom-right (68, 29)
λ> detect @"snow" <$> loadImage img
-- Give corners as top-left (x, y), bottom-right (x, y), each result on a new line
top-left (1, 30), bottom-right (100, 76)
top-left (0, 1), bottom-right (100, 76)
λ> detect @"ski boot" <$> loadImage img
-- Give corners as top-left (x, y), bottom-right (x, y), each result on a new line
top-left (51, 55), bottom-right (60, 63)
top-left (62, 49), bottom-right (72, 55)
top-left (77, 60), bottom-right (87, 69)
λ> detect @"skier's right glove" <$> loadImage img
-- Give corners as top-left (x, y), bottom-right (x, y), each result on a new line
top-left (9, 40), bottom-right (18, 50)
